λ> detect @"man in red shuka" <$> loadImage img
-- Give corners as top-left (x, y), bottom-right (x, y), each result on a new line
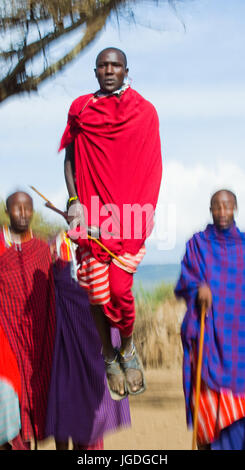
top-left (60, 47), bottom-right (162, 400)
top-left (0, 191), bottom-right (55, 449)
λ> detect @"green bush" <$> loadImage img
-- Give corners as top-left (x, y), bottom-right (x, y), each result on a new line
top-left (134, 281), bottom-right (175, 317)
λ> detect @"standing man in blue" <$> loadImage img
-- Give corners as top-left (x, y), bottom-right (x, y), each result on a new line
top-left (175, 189), bottom-right (245, 450)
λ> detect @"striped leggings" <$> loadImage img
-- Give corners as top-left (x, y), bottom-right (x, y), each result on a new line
top-left (77, 246), bottom-right (145, 337)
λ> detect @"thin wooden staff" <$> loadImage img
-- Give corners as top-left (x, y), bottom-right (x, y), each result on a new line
top-left (192, 302), bottom-right (206, 450)
top-left (30, 185), bottom-right (128, 268)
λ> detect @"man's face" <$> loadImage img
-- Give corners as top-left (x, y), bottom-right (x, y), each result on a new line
top-left (95, 49), bottom-right (128, 93)
top-left (7, 192), bottom-right (33, 234)
top-left (210, 191), bottom-right (236, 230)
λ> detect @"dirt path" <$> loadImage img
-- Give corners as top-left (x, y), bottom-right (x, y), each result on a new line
top-left (104, 368), bottom-right (192, 450)
top-left (39, 368), bottom-right (192, 450)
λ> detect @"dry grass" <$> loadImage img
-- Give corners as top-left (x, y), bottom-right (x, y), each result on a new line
top-left (134, 285), bottom-right (186, 370)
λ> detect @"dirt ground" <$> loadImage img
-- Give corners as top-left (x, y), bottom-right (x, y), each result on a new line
top-left (39, 368), bottom-right (192, 451)
top-left (104, 368), bottom-right (192, 450)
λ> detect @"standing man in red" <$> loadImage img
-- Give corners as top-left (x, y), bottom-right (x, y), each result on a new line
top-left (60, 47), bottom-right (162, 400)
top-left (0, 191), bottom-right (55, 450)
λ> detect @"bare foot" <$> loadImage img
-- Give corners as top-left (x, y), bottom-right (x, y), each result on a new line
top-left (105, 355), bottom-right (127, 398)
top-left (107, 370), bottom-right (126, 397)
top-left (123, 367), bottom-right (143, 393)
top-left (119, 347), bottom-right (145, 395)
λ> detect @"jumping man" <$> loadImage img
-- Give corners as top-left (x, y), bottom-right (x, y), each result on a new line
top-left (60, 47), bottom-right (162, 400)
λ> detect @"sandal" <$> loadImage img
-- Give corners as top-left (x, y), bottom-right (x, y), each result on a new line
top-left (119, 346), bottom-right (146, 396)
top-left (104, 350), bottom-right (128, 401)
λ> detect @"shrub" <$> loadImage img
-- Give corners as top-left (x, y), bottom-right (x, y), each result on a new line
top-left (134, 282), bottom-right (186, 370)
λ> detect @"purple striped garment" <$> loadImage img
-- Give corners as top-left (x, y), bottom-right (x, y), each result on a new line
top-left (45, 262), bottom-right (131, 445)
top-left (175, 223), bottom-right (245, 425)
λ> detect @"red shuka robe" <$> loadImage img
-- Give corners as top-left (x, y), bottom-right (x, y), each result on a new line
top-left (59, 87), bottom-right (163, 263)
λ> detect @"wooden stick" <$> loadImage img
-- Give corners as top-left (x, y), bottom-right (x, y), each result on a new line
top-left (44, 201), bottom-right (69, 221)
top-left (30, 186), bottom-right (54, 206)
top-left (192, 303), bottom-right (206, 450)
top-left (30, 185), bottom-right (128, 268)
top-left (88, 235), bottom-right (128, 267)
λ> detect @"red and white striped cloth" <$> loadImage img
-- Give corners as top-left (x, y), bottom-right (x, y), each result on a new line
top-left (192, 380), bottom-right (245, 445)
top-left (112, 246), bottom-right (146, 273)
top-left (77, 245), bottom-right (146, 305)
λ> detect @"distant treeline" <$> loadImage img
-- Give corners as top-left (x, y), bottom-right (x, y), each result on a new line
top-left (0, 200), bottom-right (65, 241)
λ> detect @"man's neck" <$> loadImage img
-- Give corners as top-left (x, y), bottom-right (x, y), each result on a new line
top-left (9, 230), bottom-right (21, 243)
top-left (214, 221), bottom-right (234, 232)
top-left (96, 83), bottom-right (129, 97)
top-left (6, 226), bottom-right (33, 245)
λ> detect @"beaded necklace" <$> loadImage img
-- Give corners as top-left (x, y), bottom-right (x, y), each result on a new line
top-left (3, 225), bottom-right (33, 250)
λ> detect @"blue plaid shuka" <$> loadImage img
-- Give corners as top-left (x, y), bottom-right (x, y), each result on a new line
top-left (175, 222), bottom-right (245, 425)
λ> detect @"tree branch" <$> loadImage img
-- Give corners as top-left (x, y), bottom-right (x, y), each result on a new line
top-left (0, 0), bottom-right (117, 102)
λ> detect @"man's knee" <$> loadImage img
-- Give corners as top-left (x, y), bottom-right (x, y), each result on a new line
top-left (109, 273), bottom-right (134, 303)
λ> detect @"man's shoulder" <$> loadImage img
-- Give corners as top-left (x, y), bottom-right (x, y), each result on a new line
top-left (69, 93), bottom-right (94, 114)
top-left (0, 228), bottom-right (6, 256)
top-left (71, 93), bottom-right (93, 104)
top-left (185, 228), bottom-right (208, 247)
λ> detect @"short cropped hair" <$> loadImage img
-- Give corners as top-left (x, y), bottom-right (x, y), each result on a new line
top-left (210, 189), bottom-right (237, 208)
top-left (95, 47), bottom-right (127, 68)
top-left (6, 191), bottom-right (33, 211)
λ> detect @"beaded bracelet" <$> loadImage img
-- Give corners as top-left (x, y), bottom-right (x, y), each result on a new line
top-left (68, 195), bottom-right (78, 207)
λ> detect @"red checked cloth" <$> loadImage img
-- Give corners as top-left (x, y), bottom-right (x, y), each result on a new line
top-left (0, 233), bottom-right (55, 441)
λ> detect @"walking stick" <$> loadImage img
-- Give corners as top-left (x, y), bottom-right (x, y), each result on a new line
top-left (30, 185), bottom-right (128, 268)
top-left (192, 303), bottom-right (206, 450)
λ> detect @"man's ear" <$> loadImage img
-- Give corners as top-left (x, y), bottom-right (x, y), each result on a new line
top-left (94, 68), bottom-right (97, 78)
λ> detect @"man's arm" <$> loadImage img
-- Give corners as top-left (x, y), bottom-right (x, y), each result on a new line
top-left (64, 142), bottom-right (77, 199)
top-left (64, 142), bottom-right (85, 227)
top-left (175, 237), bottom-right (212, 312)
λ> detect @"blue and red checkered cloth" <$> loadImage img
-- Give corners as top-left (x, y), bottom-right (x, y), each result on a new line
top-left (175, 223), bottom-right (245, 425)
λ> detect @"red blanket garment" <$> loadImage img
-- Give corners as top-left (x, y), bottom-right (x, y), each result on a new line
top-left (0, 236), bottom-right (56, 441)
top-left (59, 87), bottom-right (162, 263)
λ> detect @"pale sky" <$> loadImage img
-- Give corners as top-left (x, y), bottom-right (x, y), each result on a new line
top-left (1, 0), bottom-right (245, 264)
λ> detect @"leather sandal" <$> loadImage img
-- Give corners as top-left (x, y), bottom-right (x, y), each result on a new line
top-left (104, 350), bottom-right (128, 401)
top-left (119, 346), bottom-right (146, 396)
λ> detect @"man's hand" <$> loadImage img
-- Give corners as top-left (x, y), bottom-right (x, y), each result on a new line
top-left (197, 283), bottom-right (212, 310)
top-left (67, 199), bottom-right (86, 228)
